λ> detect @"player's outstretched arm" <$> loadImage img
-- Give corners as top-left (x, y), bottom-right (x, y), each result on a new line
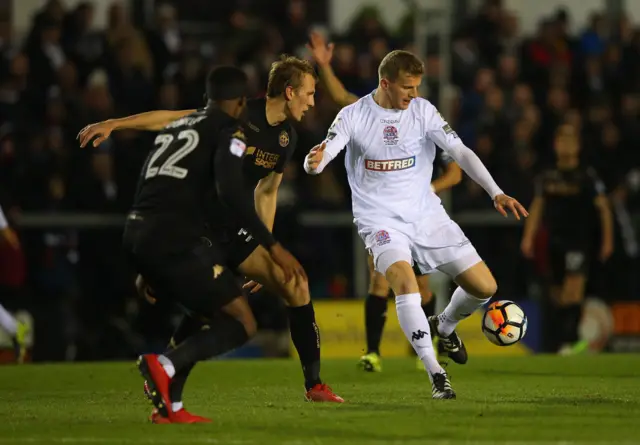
top-left (307, 31), bottom-right (359, 107)
top-left (214, 127), bottom-right (306, 283)
top-left (431, 161), bottom-right (463, 194)
top-left (304, 110), bottom-right (352, 175)
top-left (425, 105), bottom-right (528, 219)
top-left (77, 109), bottom-right (196, 148)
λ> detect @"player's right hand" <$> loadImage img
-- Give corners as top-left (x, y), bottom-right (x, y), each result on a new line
top-left (77, 121), bottom-right (116, 148)
top-left (520, 237), bottom-right (534, 259)
top-left (269, 243), bottom-right (307, 284)
top-left (306, 142), bottom-right (326, 170)
top-left (306, 31), bottom-right (334, 66)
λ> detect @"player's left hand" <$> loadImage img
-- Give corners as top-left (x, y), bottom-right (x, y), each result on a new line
top-left (599, 240), bottom-right (614, 262)
top-left (243, 280), bottom-right (263, 294)
top-left (493, 194), bottom-right (529, 220)
top-left (77, 121), bottom-right (116, 148)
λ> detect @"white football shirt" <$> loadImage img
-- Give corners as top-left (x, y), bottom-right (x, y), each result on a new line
top-left (314, 94), bottom-right (465, 227)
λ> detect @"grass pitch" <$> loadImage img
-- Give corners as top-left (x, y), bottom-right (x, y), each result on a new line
top-left (0, 355), bottom-right (638, 445)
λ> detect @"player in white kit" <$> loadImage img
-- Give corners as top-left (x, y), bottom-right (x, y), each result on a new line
top-left (304, 50), bottom-right (528, 399)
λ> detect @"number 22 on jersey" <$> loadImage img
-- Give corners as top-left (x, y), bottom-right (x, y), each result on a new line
top-left (145, 129), bottom-right (200, 180)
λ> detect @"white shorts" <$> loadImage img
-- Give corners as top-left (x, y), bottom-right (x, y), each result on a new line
top-left (360, 218), bottom-right (482, 278)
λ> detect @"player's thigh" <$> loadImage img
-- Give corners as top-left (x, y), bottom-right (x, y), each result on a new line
top-left (237, 244), bottom-right (310, 306)
top-left (453, 261), bottom-right (497, 299)
top-left (367, 253), bottom-right (390, 297)
top-left (362, 227), bottom-right (415, 295)
top-left (412, 224), bottom-right (495, 298)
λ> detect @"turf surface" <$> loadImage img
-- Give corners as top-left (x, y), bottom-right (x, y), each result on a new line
top-left (1, 355), bottom-right (638, 444)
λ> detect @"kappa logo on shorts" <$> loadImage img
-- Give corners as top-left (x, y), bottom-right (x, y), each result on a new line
top-left (383, 125), bottom-right (399, 145)
top-left (365, 156), bottom-right (416, 172)
top-left (375, 230), bottom-right (391, 246)
top-left (212, 264), bottom-right (224, 279)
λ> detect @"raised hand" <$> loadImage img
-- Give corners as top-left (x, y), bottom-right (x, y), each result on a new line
top-left (306, 31), bottom-right (334, 66)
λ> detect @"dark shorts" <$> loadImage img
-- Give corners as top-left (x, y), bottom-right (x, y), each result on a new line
top-left (548, 241), bottom-right (590, 285)
top-left (124, 223), bottom-right (241, 320)
top-left (215, 225), bottom-right (261, 271)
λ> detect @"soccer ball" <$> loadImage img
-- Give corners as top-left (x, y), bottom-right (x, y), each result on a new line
top-left (482, 300), bottom-right (527, 346)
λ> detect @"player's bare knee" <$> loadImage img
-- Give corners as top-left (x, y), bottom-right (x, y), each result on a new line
top-left (281, 277), bottom-right (311, 307)
top-left (469, 278), bottom-right (497, 300)
top-left (385, 261), bottom-right (418, 296)
top-left (476, 282), bottom-right (497, 300)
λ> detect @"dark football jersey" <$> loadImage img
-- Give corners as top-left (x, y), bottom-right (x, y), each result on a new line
top-left (127, 107), bottom-right (275, 253)
top-left (207, 98), bottom-right (299, 230)
top-left (242, 98), bottom-right (298, 187)
top-left (535, 166), bottom-right (605, 246)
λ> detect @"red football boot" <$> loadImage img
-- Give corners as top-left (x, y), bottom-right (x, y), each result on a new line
top-left (148, 408), bottom-right (211, 424)
top-left (304, 384), bottom-right (344, 403)
top-left (137, 354), bottom-right (173, 419)
top-left (149, 408), bottom-right (172, 424)
top-left (170, 409), bottom-right (212, 424)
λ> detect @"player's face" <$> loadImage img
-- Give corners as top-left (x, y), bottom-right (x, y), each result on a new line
top-left (286, 73), bottom-right (316, 122)
top-left (381, 72), bottom-right (422, 110)
top-left (554, 124), bottom-right (580, 159)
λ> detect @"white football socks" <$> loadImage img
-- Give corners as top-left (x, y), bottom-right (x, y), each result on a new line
top-left (172, 402), bottom-right (183, 412)
top-left (438, 287), bottom-right (491, 336)
top-left (0, 304), bottom-right (18, 336)
top-left (396, 293), bottom-right (444, 376)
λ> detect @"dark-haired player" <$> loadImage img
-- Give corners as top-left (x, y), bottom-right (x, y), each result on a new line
top-left (79, 56), bottom-right (343, 403)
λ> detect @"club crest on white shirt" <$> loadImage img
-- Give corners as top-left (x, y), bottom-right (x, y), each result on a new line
top-left (383, 125), bottom-right (399, 145)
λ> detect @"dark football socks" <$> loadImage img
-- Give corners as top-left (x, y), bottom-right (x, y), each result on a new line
top-left (365, 294), bottom-right (388, 354)
top-left (287, 303), bottom-right (322, 390)
top-left (164, 314), bottom-right (249, 376)
top-left (166, 316), bottom-right (204, 403)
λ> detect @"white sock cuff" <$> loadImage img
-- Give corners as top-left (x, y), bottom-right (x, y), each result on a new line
top-left (395, 293), bottom-right (421, 306)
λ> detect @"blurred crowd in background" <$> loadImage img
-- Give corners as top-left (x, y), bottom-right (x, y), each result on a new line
top-left (0, 0), bottom-right (639, 360)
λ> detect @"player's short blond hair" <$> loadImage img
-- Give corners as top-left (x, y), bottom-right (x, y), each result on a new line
top-left (378, 50), bottom-right (424, 82)
top-left (267, 55), bottom-right (317, 98)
